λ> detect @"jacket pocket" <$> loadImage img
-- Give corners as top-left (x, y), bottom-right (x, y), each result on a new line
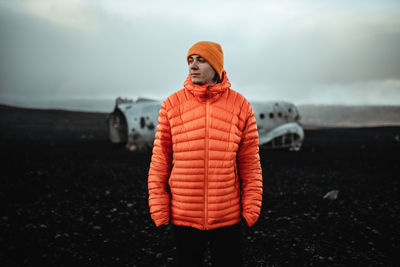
top-left (168, 162), bottom-right (174, 189)
top-left (233, 162), bottom-right (240, 196)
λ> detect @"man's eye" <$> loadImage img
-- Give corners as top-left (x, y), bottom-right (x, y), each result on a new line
top-left (198, 58), bottom-right (205, 62)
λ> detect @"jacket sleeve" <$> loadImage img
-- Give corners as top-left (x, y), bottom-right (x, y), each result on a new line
top-left (237, 102), bottom-right (263, 227)
top-left (148, 100), bottom-right (172, 227)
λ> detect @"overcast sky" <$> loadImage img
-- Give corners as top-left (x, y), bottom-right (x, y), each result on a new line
top-left (0, 0), bottom-right (399, 110)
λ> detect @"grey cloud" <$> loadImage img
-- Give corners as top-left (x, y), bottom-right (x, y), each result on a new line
top-left (228, 16), bottom-right (400, 87)
top-left (0, 6), bottom-right (197, 101)
top-left (0, 2), bottom-right (399, 108)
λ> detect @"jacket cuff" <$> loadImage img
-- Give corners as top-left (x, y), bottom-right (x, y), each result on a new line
top-left (152, 212), bottom-right (170, 227)
top-left (243, 211), bottom-right (259, 227)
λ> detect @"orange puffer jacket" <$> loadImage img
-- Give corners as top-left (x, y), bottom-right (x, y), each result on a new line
top-left (148, 71), bottom-right (263, 230)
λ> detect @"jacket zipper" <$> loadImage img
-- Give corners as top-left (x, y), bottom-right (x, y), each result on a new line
top-left (204, 88), bottom-right (210, 230)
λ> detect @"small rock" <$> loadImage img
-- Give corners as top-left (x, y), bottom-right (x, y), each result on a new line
top-left (371, 228), bottom-right (381, 235)
top-left (55, 234), bottom-right (62, 239)
top-left (323, 190), bottom-right (339, 200)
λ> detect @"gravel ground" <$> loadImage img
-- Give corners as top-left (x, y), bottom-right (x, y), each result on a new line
top-left (0, 105), bottom-right (399, 266)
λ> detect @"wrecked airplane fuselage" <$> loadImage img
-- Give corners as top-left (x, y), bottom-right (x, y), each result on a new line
top-left (251, 101), bottom-right (304, 151)
top-left (108, 97), bottom-right (304, 151)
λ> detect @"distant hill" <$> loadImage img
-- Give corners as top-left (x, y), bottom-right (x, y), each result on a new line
top-left (298, 105), bottom-right (400, 128)
top-left (1, 103), bottom-right (399, 129)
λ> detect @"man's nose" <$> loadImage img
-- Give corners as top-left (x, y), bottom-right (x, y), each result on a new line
top-left (190, 61), bottom-right (199, 70)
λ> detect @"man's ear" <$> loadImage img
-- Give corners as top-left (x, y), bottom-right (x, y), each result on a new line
top-left (213, 72), bottom-right (221, 83)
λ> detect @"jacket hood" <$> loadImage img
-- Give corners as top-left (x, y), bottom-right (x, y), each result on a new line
top-left (184, 70), bottom-right (231, 102)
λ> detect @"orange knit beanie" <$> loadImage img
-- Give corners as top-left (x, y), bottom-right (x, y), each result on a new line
top-left (187, 41), bottom-right (224, 79)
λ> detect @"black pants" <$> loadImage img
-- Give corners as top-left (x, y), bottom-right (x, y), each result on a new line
top-left (172, 223), bottom-right (243, 267)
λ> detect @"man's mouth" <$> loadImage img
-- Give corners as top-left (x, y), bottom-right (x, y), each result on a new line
top-left (191, 73), bottom-right (200, 76)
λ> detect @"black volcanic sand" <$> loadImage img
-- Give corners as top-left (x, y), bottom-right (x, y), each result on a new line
top-left (0, 105), bottom-right (399, 267)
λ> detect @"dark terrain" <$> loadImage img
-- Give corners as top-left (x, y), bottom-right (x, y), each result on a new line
top-left (0, 104), bottom-right (399, 266)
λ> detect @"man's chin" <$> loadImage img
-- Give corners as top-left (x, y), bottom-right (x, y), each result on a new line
top-left (191, 77), bottom-right (204, 85)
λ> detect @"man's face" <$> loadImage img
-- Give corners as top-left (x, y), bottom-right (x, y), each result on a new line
top-left (188, 55), bottom-right (217, 85)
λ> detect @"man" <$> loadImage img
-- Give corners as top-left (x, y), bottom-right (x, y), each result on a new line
top-left (148, 41), bottom-right (263, 266)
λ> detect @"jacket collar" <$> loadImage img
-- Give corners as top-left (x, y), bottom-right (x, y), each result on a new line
top-left (184, 70), bottom-right (231, 102)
